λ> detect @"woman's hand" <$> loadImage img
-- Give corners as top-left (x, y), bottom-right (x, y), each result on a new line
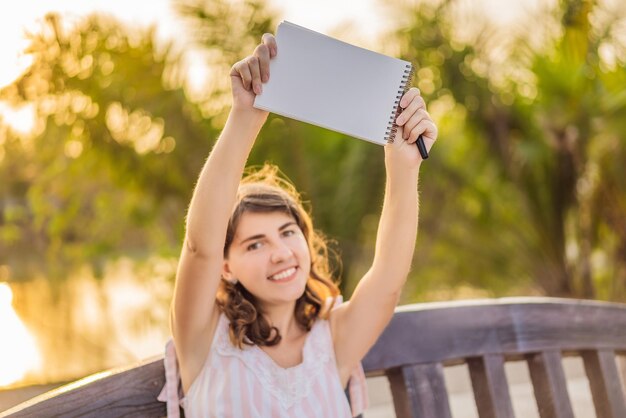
top-left (229, 33), bottom-right (277, 115)
top-left (385, 88), bottom-right (438, 170)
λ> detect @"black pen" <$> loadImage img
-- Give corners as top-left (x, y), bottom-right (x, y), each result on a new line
top-left (416, 135), bottom-right (428, 159)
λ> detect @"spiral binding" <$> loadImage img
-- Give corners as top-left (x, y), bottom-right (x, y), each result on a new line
top-left (385, 64), bottom-right (415, 143)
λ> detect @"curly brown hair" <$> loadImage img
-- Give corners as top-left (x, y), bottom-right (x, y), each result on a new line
top-left (215, 164), bottom-right (341, 349)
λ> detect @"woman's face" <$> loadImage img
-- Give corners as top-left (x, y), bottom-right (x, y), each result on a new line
top-left (223, 211), bottom-right (311, 307)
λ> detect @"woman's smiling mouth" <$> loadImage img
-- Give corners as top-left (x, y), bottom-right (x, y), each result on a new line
top-left (268, 267), bottom-right (298, 282)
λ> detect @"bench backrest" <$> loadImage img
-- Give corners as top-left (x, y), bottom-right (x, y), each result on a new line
top-left (3, 297), bottom-right (626, 418)
top-left (363, 297), bottom-right (626, 418)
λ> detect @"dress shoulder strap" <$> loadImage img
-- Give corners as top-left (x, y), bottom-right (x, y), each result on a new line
top-left (157, 314), bottom-right (228, 417)
top-left (157, 339), bottom-right (183, 418)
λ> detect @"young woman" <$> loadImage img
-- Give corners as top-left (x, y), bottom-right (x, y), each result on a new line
top-left (159, 33), bottom-right (438, 417)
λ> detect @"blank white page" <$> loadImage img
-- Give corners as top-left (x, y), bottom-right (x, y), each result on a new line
top-left (254, 21), bottom-right (412, 145)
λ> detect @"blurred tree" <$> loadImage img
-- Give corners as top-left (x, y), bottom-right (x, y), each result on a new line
top-left (391, 0), bottom-right (626, 300)
top-left (0, 13), bottom-right (218, 281)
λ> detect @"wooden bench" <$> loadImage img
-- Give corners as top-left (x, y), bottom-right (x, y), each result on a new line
top-left (3, 297), bottom-right (626, 417)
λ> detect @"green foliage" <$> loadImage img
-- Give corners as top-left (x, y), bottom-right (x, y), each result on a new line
top-left (392, 0), bottom-right (626, 300)
top-left (0, 13), bottom-right (217, 281)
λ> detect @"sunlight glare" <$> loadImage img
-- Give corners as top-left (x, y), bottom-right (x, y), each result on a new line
top-left (0, 3), bottom-right (38, 89)
top-left (0, 103), bottom-right (36, 136)
top-left (0, 283), bottom-right (42, 387)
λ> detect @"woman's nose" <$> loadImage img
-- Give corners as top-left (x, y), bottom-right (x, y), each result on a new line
top-left (270, 241), bottom-right (293, 263)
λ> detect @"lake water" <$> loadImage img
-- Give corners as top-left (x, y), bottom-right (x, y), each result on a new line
top-left (1, 257), bottom-right (175, 389)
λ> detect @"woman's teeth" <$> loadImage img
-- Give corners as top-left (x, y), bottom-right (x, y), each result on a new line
top-left (268, 267), bottom-right (297, 281)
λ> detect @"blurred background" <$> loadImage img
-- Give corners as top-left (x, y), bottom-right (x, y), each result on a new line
top-left (0, 0), bottom-right (625, 411)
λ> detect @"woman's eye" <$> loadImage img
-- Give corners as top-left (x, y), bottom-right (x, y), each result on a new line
top-left (247, 242), bottom-right (262, 251)
top-left (282, 229), bottom-right (295, 237)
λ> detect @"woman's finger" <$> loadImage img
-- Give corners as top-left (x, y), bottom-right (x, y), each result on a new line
top-left (397, 94), bottom-right (426, 127)
top-left (408, 119), bottom-right (438, 144)
top-left (247, 55), bottom-right (263, 95)
top-left (399, 87), bottom-right (421, 109)
top-left (254, 44), bottom-right (271, 83)
top-left (232, 60), bottom-right (253, 91)
top-left (402, 108), bottom-right (430, 140)
top-left (262, 33), bottom-right (278, 57)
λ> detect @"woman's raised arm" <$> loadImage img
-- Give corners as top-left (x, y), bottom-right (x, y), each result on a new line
top-left (331, 88), bottom-right (438, 383)
top-left (170, 34), bottom-right (277, 392)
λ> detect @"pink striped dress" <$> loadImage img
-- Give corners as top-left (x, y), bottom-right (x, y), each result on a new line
top-left (158, 300), bottom-right (369, 418)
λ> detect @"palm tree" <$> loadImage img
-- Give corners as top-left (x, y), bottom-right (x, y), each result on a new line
top-left (394, 0), bottom-right (626, 300)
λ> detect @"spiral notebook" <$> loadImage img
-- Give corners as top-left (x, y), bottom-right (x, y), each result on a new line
top-left (254, 21), bottom-right (414, 146)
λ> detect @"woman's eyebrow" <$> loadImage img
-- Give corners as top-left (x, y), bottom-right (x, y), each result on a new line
top-left (279, 221), bottom-right (297, 230)
top-left (238, 222), bottom-right (297, 245)
top-left (239, 233), bottom-right (265, 246)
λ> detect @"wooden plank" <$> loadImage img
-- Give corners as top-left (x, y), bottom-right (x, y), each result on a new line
top-left (363, 299), bottom-right (626, 375)
top-left (2, 358), bottom-right (168, 418)
top-left (387, 363), bottom-right (452, 418)
top-left (467, 354), bottom-right (514, 418)
top-left (526, 351), bottom-right (574, 418)
top-left (582, 350), bottom-right (626, 418)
